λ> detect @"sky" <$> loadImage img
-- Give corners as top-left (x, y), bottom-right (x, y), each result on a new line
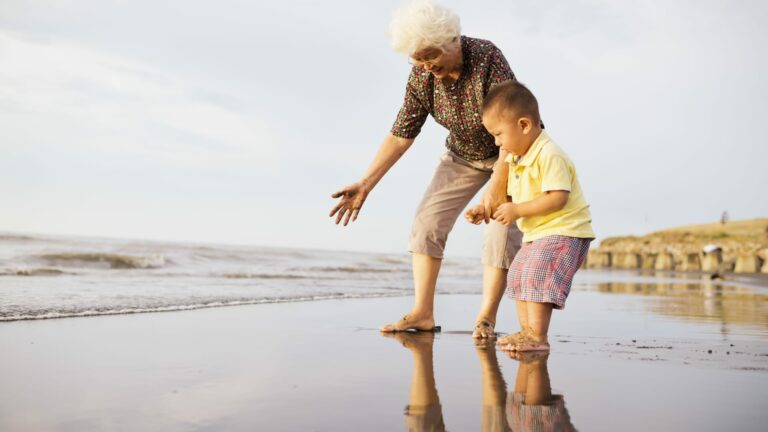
top-left (1, 0), bottom-right (767, 256)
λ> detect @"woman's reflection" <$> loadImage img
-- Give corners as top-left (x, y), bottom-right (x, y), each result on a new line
top-left (383, 332), bottom-right (446, 431)
top-left (383, 333), bottom-right (575, 431)
top-left (476, 340), bottom-right (512, 431)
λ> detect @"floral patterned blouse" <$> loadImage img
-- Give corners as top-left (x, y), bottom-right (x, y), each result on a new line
top-left (390, 36), bottom-right (515, 161)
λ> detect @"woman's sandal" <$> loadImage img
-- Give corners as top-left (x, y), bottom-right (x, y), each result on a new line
top-left (380, 315), bottom-right (441, 333)
top-left (472, 320), bottom-right (496, 338)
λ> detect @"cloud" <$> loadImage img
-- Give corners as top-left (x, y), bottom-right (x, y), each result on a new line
top-left (0, 31), bottom-right (279, 173)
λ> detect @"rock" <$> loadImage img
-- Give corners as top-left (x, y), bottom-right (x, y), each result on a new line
top-left (617, 252), bottom-right (641, 269)
top-left (734, 253), bottom-right (760, 273)
top-left (654, 252), bottom-right (675, 270)
top-left (676, 252), bottom-right (701, 271)
top-left (641, 253), bottom-right (657, 270)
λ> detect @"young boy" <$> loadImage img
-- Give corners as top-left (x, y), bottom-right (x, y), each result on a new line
top-left (465, 81), bottom-right (594, 352)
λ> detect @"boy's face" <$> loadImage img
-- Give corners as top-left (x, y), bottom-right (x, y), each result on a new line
top-left (482, 109), bottom-right (533, 155)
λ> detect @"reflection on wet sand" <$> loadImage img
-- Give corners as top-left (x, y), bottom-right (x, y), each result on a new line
top-left (384, 333), bottom-right (575, 432)
top-left (507, 351), bottom-right (575, 432)
top-left (596, 280), bottom-right (768, 331)
top-left (476, 341), bottom-right (510, 432)
top-left (383, 332), bottom-right (445, 432)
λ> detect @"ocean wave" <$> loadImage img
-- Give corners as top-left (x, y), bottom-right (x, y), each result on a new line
top-left (218, 272), bottom-right (313, 280)
top-left (36, 253), bottom-right (166, 269)
top-left (292, 266), bottom-right (404, 274)
top-left (0, 292), bottom-right (407, 322)
top-left (0, 234), bottom-right (37, 242)
top-left (0, 268), bottom-right (71, 277)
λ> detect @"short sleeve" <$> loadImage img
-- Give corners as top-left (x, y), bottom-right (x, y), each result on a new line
top-left (390, 70), bottom-right (429, 139)
top-left (540, 155), bottom-right (573, 192)
top-left (486, 45), bottom-right (515, 90)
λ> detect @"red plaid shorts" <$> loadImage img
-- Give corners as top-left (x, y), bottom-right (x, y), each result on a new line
top-left (506, 235), bottom-right (591, 309)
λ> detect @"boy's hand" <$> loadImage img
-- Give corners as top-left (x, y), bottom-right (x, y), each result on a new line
top-left (464, 204), bottom-right (486, 225)
top-left (493, 203), bottom-right (519, 226)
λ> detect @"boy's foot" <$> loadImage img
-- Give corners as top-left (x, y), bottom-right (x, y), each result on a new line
top-left (514, 339), bottom-right (550, 352)
top-left (498, 334), bottom-right (550, 352)
top-left (496, 330), bottom-right (528, 348)
top-left (472, 319), bottom-right (496, 339)
top-left (380, 314), bottom-right (437, 332)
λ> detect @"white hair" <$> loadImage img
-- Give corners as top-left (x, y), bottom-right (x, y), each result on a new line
top-left (389, 0), bottom-right (461, 56)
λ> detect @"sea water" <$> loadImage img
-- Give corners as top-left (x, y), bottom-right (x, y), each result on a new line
top-left (1, 232), bottom-right (767, 330)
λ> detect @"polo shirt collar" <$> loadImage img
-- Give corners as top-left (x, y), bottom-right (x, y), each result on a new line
top-left (515, 131), bottom-right (548, 166)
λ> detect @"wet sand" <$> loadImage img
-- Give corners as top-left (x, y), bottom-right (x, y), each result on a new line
top-left (1, 287), bottom-right (767, 431)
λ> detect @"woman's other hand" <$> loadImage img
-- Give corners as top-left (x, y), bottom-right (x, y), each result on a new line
top-left (329, 182), bottom-right (370, 226)
top-left (464, 204), bottom-right (486, 225)
top-left (481, 190), bottom-right (507, 224)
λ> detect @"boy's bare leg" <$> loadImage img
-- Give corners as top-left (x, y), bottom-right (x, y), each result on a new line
top-left (497, 300), bottom-right (529, 348)
top-left (381, 253), bottom-right (439, 332)
top-left (518, 353), bottom-right (552, 405)
top-left (517, 302), bottom-right (553, 351)
top-left (473, 266), bottom-right (507, 338)
top-left (513, 355), bottom-right (529, 394)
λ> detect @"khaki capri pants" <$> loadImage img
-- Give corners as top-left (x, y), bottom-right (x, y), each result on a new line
top-left (409, 150), bottom-right (523, 268)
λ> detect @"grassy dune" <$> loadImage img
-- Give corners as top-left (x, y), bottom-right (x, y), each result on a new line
top-left (600, 218), bottom-right (768, 252)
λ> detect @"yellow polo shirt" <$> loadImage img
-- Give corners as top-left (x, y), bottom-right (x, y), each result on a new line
top-left (505, 131), bottom-right (595, 242)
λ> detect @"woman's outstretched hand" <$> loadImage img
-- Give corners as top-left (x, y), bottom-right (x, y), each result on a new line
top-left (329, 182), bottom-right (370, 226)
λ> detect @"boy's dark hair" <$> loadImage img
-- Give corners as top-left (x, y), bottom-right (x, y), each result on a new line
top-left (482, 80), bottom-right (541, 124)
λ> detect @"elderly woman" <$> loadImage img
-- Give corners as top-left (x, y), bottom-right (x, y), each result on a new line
top-left (329, 0), bottom-right (523, 338)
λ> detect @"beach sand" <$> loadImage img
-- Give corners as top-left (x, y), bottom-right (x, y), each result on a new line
top-left (1, 291), bottom-right (767, 431)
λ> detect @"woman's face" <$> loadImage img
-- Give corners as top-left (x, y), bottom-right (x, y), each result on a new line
top-left (410, 37), bottom-right (461, 79)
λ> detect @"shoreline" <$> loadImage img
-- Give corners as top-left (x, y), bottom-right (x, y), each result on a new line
top-left (3, 268), bottom-right (767, 323)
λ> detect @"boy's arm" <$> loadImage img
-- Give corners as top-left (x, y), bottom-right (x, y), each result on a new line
top-left (514, 190), bottom-right (569, 217)
top-left (493, 190), bottom-right (569, 225)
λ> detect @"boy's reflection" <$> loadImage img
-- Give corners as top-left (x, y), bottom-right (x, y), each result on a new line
top-left (384, 333), bottom-right (576, 432)
top-left (506, 351), bottom-right (576, 432)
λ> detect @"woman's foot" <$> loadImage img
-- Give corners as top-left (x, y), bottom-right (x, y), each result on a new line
top-left (380, 314), bottom-right (436, 332)
top-left (472, 319), bottom-right (496, 339)
top-left (381, 331), bottom-right (436, 351)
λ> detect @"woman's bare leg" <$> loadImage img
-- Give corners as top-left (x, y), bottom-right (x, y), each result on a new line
top-left (473, 266), bottom-right (507, 338)
top-left (381, 253), bottom-right (440, 332)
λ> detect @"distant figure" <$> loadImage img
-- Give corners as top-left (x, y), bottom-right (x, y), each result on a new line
top-left (466, 82), bottom-right (594, 352)
top-left (720, 211), bottom-right (729, 225)
top-left (329, 0), bottom-right (524, 338)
